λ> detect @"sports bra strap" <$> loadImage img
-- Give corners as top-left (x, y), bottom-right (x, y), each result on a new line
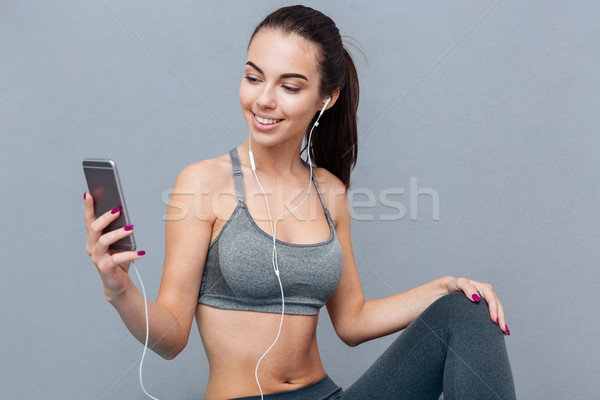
top-left (229, 148), bottom-right (328, 212)
top-left (229, 148), bottom-right (245, 202)
top-left (302, 161), bottom-right (330, 214)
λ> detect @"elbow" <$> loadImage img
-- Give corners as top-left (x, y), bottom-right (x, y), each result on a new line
top-left (160, 347), bottom-right (183, 360)
top-left (333, 313), bottom-right (368, 347)
top-left (159, 338), bottom-right (188, 360)
top-left (160, 349), bottom-right (180, 361)
top-left (161, 353), bottom-right (176, 361)
top-left (330, 300), bottom-right (369, 347)
top-left (342, 337), bottom-right (361, 348)
top-left (336, 327), bottom-right (364, 347)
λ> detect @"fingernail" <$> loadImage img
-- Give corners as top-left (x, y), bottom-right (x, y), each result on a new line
top-left (84, 191), bottom-right (87, 200)
top-left (124, 224), bottom-right (134, 231)
top-left (111, 206), bottom-right (121, 214)
top-left (496, 316), bottom-right (499, 324)
top-left (504, 324), bottom-right (510, 335)
top-left (472, 293), bottom-right (480, 302)
top-left (137, 250), bottom-right (145, 256)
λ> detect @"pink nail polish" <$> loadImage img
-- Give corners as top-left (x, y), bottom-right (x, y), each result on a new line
top-left (472, 293), bottom-right (480, 302)
top-left (505, 324), bottom-right (510, 335)
top-left (84, 191), bottom-right (87, 200)
top-left (137, 250), bottom-right (145, 256)
top-left (111, 206), bottom-right (121, 214)
top-left (124, 224), bottom-right (134, 231)
top-left (496, 316), bottom-right (499, 324)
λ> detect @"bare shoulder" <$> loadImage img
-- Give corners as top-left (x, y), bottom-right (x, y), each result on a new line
top-left (311, 167), bottom-right (348, 227)
top-left (168, 153), bottom-right (234, 222)
top-left (175, 153), bottom-right (231, 192)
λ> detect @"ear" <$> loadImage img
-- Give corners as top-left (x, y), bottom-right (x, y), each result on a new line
top-left (322, 87), bottom-right (341, 110)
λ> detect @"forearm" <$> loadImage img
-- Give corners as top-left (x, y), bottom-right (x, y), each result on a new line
top-left (349, 276), bottom-right (455, 346)
top-left (107, 276), bottom-right (187, 360)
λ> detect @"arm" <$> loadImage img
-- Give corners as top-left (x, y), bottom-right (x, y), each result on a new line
top-left (329, 276), bottom-right (454, 347)
top-left (324, 175), bottom-right (508, 347)
top-left (84, 161), bottom-right (216, 359)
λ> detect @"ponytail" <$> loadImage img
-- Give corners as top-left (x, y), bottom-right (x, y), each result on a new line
top-left (307, 47), bottom-right (359, 190)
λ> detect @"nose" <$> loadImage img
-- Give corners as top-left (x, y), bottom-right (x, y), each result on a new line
top-left (256, 85), bottom-right (277, 110)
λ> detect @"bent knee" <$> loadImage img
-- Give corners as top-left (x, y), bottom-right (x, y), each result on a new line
top-left (427, 291), bottom-right (492, 326)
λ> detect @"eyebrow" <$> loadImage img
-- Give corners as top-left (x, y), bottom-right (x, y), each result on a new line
top-left (245, 61), bottom-right (309, 82)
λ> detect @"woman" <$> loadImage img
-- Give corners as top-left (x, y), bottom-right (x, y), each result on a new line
top-left (83, 5), bottom-right (515, 400)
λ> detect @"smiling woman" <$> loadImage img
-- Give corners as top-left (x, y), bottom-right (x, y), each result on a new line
top-left (82, 4), bottom-right (516, 400)
top-left (239, 31), bottom-right (352, 190)
top-left (240, 29), bottom-right (327, 160)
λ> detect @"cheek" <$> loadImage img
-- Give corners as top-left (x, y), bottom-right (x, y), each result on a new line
top-left (238, 85), bottom-right (251, 108)
top-left (239, 81), bottom-right (259, 110)
top-left (278, 96), bottom-right (317, 121)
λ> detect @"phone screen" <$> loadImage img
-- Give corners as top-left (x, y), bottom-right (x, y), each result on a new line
top-left (82, 159), bottom-right (136, 251)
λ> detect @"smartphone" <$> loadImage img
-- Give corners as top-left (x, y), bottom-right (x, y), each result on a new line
top-left (82, 158), bottom-right (136, 251)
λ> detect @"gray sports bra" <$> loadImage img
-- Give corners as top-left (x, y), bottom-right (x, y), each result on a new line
top-left (197, 148), bottom-right (344, 316)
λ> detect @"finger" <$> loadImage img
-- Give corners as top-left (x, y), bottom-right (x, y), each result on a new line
top-left (466, 280), bottom-right (482, 303)
top-left (83, 191), bottom-right (97, 227)
top-left (88, 205), bottom-right (122, 241)
top-left (478, 283), bottom-right (510, 336)
top-left (86, 205), bottom-right (122, 256)
top-left (84, 192), bottom-right (104, 256)
top-left (495, 298), bottom-right (510, 335)
top-left (94, 224), bottom-right (134, 257)
top-left (107, 249), bottom-right (146, 273)
top-left (480, 288), bottom-right (500, 323)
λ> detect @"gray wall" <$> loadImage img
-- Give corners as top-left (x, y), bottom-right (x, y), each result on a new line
top-left (2, 1), bottom-right (598, 398)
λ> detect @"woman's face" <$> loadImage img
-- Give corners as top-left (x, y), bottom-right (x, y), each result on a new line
top-left (239, 28), bottom-right (324, 149)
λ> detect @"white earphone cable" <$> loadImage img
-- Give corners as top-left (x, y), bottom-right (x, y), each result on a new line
top-left (249, 102), bottom-right (325, 399)
top-left (131, 259), bottom-right (160, 400)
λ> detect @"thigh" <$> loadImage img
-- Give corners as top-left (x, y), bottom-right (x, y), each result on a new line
top-left (339, 292), bottom-right (512, 400)
top-left (338, 297), bottom-right (449, 400)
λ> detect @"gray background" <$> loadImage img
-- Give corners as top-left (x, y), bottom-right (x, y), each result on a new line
top-left (1, 0), bottom-right (598, 399)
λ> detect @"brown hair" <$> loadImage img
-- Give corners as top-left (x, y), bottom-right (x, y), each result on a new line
top-left (249, 5), bottom-right (360, 189)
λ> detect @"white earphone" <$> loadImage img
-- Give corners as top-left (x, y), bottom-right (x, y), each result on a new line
top-left (322, 96), bottom-right (332, 111)
top-left (316, 97), bottom-right (331, 122)
top-left (248, 96), bottom-right (330, 400)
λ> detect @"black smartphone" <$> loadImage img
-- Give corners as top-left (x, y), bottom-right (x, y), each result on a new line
top-left (82, 158), bottom-right (136, 251)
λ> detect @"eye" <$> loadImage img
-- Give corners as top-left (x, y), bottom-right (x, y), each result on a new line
top-left (282, 85), bottom-right (300, 93)
top-left (244, 75), bottom-right (260, 84)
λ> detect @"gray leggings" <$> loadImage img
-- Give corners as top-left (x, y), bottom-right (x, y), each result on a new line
top-left (232, 292), bottom-right (516, 400)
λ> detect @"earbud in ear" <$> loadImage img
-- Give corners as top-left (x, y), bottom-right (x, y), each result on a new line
top-left (319, 97), bottom-right (332, 117)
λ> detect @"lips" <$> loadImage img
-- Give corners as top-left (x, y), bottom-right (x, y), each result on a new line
top-left (254, 114), bottom-right (283, 125)
top-left (252, 113), bottom-right (284, 131)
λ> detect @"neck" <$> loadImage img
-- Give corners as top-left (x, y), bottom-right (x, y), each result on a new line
top-left (244, 137), bottom-right (307, 176)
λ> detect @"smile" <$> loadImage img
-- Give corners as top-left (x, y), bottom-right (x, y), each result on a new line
top-left (254, 114), bottom-right (283, 125)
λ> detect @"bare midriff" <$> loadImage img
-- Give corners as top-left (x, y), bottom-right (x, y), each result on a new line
top-left (196, 304), bottom-right (327, 400)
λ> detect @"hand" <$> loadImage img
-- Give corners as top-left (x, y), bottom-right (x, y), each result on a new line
top-left (83, 191), bottom-right (145, 300)
top-left (446, 277), bottom-right (510, 335)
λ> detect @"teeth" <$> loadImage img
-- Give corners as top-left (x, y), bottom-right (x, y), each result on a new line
top-left (255, 115), bottom-right (281, 125)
